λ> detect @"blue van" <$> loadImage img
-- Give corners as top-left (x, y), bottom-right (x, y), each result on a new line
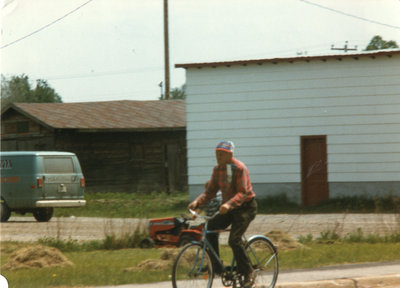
top-left (1, 152), bottom-right (86, 222)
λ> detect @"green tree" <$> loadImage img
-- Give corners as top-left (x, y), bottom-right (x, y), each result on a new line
top-left (159, 84), bottom-right (186, 100)
top-left (32, 79), bottom-right (62, 103)
top-left (365, 35), bottom-right (399, 51)
top-left (1, 74), bottom-right (62, 107)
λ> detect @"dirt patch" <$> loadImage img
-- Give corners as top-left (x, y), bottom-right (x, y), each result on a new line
top-left (265, 230), bottom-right (304, 251)
top-left (2, 245), bottom-right (73, 271)
top-left (0, 242), bottom-right (24, 255)
top-left (160, 248), bottom-right (179, 260)
top-left (125, 258), bottom-right (171, 272)
top-left (125, 248), bottom-right (179, 272)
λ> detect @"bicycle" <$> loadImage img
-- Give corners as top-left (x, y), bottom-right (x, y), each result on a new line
top-left (172, 209), bottom-right (279, 288)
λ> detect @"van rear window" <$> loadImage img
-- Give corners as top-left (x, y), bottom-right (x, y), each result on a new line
top-left (44, 157), bottom-right (75, 173)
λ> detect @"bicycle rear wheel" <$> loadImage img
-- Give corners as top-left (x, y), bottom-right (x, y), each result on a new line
top-left (172, 243), bottom-right (214, 288)
top-left (246, 236), bottom-right (279, 288)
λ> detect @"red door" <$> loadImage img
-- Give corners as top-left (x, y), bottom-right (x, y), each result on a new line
top-left (301, 135), bottom-right (329, 206)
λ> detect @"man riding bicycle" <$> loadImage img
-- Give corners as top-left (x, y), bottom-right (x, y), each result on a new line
top-left (188, 140), bottom-right (257, 288)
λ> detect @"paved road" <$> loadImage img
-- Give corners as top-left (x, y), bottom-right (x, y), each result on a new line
top-left (277, 261), bottom-right (400, 284)
top-left (0, 213), bottom-right (399, 242)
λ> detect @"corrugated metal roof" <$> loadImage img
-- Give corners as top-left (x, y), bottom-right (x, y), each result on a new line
top-left (6, 100), bottom-right (185, 130)
top-left (175, 49), bottom-right (400, 69)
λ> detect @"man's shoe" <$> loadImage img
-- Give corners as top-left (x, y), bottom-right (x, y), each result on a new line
top-left (242, 280), bottom-right (255, 288)
top-left (243, 270), bottom-right (256, 288)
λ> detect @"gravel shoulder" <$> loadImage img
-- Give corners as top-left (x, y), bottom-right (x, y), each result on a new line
top-left (1, 214), bottom-right (399, 242)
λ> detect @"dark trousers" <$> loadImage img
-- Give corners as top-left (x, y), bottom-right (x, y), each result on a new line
top-left (207, 198), bottom-right (257, 276)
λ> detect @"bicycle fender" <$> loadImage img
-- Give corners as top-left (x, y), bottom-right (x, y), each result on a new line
top-left (247, 234), bottom-right (271, 243)
top-left (247, 235), bottom-right (277, 250)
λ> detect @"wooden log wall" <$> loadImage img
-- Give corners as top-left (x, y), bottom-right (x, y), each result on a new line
top-left (54, 130), bottom-right (187, 193)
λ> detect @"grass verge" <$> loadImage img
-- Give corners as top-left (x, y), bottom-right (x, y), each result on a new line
top-left (53, 190), bottom-right (188, 218)
top-left (257, 194), bottom-right (400, 214)
top-left (279, 242), bottom-right (400, 270)
top-left (1, 241), bottom-right (400, 288)
top-left (1, 245), bottom-right (168, 287)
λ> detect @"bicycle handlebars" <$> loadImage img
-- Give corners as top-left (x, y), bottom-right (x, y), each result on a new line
top-left (188, 208), bottom-right (219, 221)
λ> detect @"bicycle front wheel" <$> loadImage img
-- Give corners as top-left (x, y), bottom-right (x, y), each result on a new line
top-left (246, 236), bottom-right (279, 288)
top-left (172, 243), bottom-right (214, 288)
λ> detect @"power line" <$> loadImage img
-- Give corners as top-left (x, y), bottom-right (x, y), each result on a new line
top-left (299, 0), bottom-right (400, 30)
top-left (47, 67), bottom-right (164, 81)
top-left (1, 0), bottom-right (95, 50)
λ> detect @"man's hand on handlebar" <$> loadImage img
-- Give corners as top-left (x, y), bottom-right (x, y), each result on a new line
top-left (188, 208), bottom-right (219, 220)
top-left (188, 200), bottom-right (201, 219)
top-left (188, 200), bottom-right (199, 211)
top-left (219, 203), bottom-right (230, 215)
top-left (188, 200), bottom-right (230, 216)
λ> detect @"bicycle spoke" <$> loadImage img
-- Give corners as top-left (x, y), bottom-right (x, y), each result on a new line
top-left (172, 243), bottom-right (214, 288)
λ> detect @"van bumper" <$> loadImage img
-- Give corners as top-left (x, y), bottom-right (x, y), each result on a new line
top-left (36, 200), bottom-right (86, 207)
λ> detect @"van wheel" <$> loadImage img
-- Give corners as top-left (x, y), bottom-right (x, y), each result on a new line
top-left (1, 201), bottom-right (11, 222)
top-left (33, 208), bottom-right (54, 222)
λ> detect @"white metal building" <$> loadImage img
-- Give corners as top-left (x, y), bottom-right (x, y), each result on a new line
top-left (176, 50), bottom-right (400, 205)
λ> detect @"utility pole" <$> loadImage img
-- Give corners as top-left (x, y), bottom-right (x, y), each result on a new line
top-left (163, 0), bottom-right (170, 100)
top-left (331, 41), bottom-right (357, 52)
top-left (158, 81), bottom-right (163, 99)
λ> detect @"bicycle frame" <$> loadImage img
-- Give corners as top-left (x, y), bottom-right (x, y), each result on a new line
top-left (189, 209), bottom-right (278, 274)
top-left (189, 209), bottom-right (242, 275)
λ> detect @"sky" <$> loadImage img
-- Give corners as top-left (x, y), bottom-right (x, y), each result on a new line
top-left (1, 0), bottom-right (400, 103)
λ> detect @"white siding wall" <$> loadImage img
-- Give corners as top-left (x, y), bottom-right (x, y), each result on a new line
top-left (185, 54), bottom-right (400, 192)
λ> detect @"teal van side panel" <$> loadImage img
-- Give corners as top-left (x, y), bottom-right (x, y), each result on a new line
top-left (1, 154), bottom-right (38, 208)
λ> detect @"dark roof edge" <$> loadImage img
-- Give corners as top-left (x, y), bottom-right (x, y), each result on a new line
top-left (175, 49), bottom-right (400, 69)
top-left (72, 127), bottom-right (186, 133)
top-left (1, 103), bottom-right (55, 131)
